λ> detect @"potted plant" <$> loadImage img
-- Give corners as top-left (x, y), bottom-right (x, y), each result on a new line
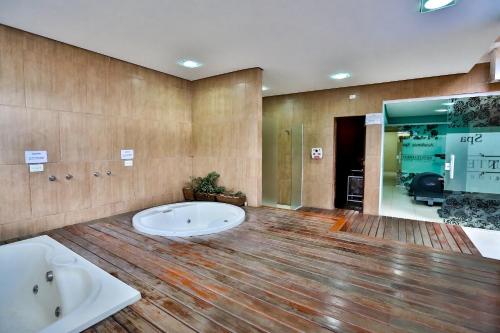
top-left (192, 172), bottom-right (225, 201)
top-left (216, 191), bottom-right (246, 207)
top-left (182, 178), bottom-right (196, 201)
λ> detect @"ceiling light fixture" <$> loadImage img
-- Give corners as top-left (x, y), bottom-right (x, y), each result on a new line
top-left (177, 59), bottom-right (202, 68)
top-left (330, 72), bottom-right (351, 80)
top-left (442, 102), bottom-right (455, 106)
top-left (262, 86), bottom-right (269, 91)
top-left (420, 0), bottom-right (456, 13)
top-left (435, 109), bottom-right (448, 112)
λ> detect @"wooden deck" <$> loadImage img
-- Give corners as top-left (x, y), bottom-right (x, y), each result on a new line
top-left (300, 207), bottom-right (481, 256)
top-left (20, 206), bottom-right (497, 333)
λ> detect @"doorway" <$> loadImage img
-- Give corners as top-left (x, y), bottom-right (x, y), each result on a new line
top-left (334, 116), bottom-right (366, 210)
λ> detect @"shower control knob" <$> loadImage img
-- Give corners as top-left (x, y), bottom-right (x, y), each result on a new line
top-left (93, 172), bottom-right (100, 177)
top-left (65, 174), bottom-right (73, 180)
top-left (48, 175), bottom-right (57, 181)
top-left (106, 170), bottom-right (112, 176)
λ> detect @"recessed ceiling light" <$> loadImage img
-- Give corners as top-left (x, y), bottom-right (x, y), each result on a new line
top-left (330, 72), bottom-right (351, 80)
top-left (435, 109), bottom-right (448, 112)
top-left (442, 102), bottom-right (455, 106)
top-left (397, 131), bottom-right (411, 137)
top-left (262, 86), bottom-right (269, 91)
top-left (177, 59), bottom-right (202, 68)
top-left (420, 0), bottom-right (456, 13)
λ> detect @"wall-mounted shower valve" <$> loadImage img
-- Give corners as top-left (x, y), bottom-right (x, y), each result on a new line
top-left (93, 172), bottom-right (100, 177)
top-left (106, 170), bottom-right (112, 176)
top-left (48, 175), bottom-right (57, 181)
top-left (65, 174), bottom-right (73, 180)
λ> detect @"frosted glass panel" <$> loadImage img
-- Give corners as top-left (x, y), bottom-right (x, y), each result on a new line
top-left (262, 112), bottom-right (278, 205)
top-left (290, 124), bottom-right (303, 209)
top-left (262, 116), bottom-right (303, 209)
top-left (445, 130), bottom-right (500, 194)
top-left (441, 94), bottom-right (500, 230)
top-left (401, 135), bottom-right (445, 175)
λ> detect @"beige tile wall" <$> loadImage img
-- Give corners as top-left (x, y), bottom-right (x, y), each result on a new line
top-left (0, 25), bottom-right (193, 240)
top-left (191, 68), bottom-right (263, 207)
top-left (263, 64), bottom-right (500, 213)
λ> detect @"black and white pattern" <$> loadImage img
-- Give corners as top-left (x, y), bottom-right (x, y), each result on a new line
top-left (439, 192), bottom-right (500, 230)
top-left (448, 95), bottom-right (500, 128)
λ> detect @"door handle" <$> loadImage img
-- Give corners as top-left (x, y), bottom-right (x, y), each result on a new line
top-left (449, 154), bottom-right (455, 179)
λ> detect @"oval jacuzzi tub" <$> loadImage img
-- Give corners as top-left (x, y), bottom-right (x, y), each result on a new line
top-left (132, 202), bottom-right (245, 237)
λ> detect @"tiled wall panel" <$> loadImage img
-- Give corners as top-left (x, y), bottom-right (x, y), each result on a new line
top-left (191, 69), bottom-right (263, 207)
top-left (0, 25), bottom-right (192, 240)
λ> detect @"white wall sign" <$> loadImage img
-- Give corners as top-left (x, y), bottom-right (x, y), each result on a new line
top-left (29, 164), bottom-right (44, 173)
top-left (25, 151), bottom-right (48, 164)
top-left (121, 149), bottom-right (134, 160)
top-left (365, 113), bottom-right (383, 125)
top-left (124, 160), bottom-right (133, 167)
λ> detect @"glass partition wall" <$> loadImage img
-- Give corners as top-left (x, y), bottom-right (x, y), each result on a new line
top-left (262, 121), bottom-right (303, 210)
top-left (382, 93), bottom-right (500, 231)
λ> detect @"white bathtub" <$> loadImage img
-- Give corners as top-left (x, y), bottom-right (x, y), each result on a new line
top-left (133, 201), bottom-right (245, 237)
top-left (0, 236), bottom-right (140, 333)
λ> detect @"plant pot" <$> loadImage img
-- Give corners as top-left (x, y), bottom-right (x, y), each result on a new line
top-left (216, 194), bottom-right (246, 206)
top-left (183, 187), bottom-right (195, 201)
top-left (194, 192), bottom-right (216, 201)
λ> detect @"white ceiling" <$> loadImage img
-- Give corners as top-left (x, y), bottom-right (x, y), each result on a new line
top-left (0, 0), bottom-right (499, 97)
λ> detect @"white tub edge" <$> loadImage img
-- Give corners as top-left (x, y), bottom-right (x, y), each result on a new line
top-left (8, 235), bottom-right (141, 333)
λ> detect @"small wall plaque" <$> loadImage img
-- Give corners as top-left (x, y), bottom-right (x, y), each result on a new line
top-left (365, 113), bottom-right (383, 125)
top-left (121, 149), bottom-right (134, 160)
top-left (25, 151), bottom-right (48, 164)
top-left (29, 164), bottom-right (44, 173)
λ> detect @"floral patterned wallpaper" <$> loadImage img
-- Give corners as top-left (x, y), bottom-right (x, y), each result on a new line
top-left (449, 95), bottom-right (500, 128)
top-left (439, 193), bottom-right (500, 230)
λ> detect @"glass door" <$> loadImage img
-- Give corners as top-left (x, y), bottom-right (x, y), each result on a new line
top-left (442, 95), bottom-right (500, 230)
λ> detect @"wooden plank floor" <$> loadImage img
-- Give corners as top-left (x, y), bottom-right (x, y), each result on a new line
top-left (300, 207), bottom-right (481, 256)
top-left (4, 206), bottom-right (499, 332)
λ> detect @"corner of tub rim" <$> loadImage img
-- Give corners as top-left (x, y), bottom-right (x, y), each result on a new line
top-left (29, 234), bottom-right (59, 244)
